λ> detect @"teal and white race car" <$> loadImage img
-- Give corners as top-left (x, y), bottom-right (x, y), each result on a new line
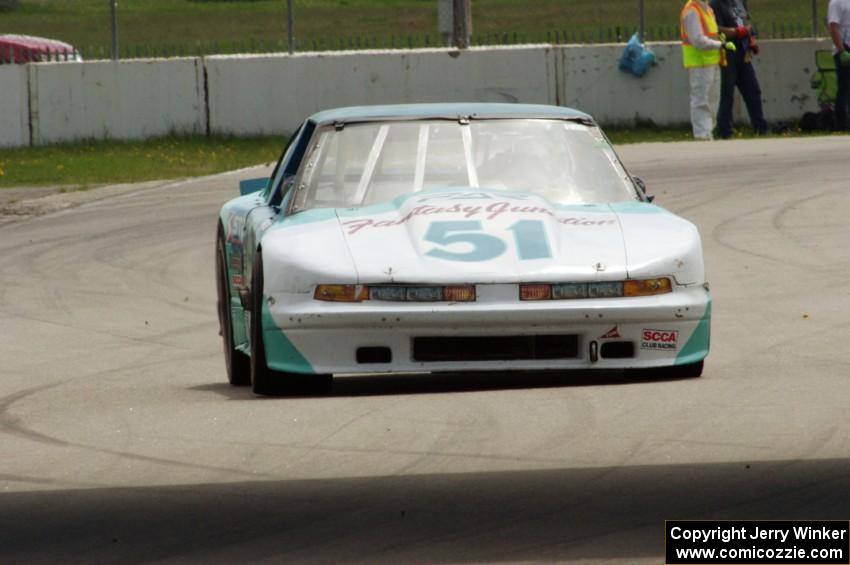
top-left (216, 103), bottom-right (711, 395)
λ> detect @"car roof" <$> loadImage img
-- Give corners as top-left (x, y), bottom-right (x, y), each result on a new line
top-left (0, 34), bottom-right (76, 51)
top-left (308, 103), bottom-right (593, 126)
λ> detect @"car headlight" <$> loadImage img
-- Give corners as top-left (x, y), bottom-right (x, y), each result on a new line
top-left (314, 284), bottom-right (476, 302)
top-left (520, 278), bottom-right (672, 300)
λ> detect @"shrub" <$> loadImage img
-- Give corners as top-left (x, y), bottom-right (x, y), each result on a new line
top-left (0, 0), bottom-right (19, 13)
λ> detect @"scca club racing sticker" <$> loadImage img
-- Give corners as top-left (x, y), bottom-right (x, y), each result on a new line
top-left (641, 329), bottom-right (679, 351)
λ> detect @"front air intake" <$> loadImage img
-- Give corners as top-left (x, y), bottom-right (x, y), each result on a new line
top-left (356, 347), bottom-right (392, 364)
top-left (600, 341), bottom-right (635, 359)
top-left (413, 335), bottom-right (578, 362)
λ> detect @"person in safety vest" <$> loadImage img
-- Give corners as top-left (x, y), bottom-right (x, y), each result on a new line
top-left (680, 0), bottom-right (736, 140)
top-left (711, 0), bottom-right (769, 139)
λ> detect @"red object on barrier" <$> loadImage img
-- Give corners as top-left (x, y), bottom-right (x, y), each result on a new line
top-left (0, 34), bottom-right (80, 64)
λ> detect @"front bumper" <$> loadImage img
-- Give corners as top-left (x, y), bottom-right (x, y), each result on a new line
top-left (262, 284), bottom-right (711, 375)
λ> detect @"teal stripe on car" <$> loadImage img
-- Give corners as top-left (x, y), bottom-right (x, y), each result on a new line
top-left (262, 299), bottom-right (315, 374)
top-left (675, 298), bottom-right (711, 365)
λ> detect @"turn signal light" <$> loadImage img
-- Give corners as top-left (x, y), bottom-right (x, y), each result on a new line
top-left (314, 284), bottom-right (368, 302)
top-left (520, 284), bottom-right (552, 301)
top-left (623, 278), bottom-right (672, 297)
top-left (443, 285), bottom-right (476, 302)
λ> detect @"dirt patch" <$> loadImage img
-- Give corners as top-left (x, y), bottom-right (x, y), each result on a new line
top-left (0, 186), bottom-right (64, 208)
top-left (0, 186), bottom-right (71, 225)
top-left (0, 181), bottom-right (170, 226)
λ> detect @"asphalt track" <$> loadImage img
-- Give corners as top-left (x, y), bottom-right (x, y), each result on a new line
top-left (1, 136), bottom-right (848, 564)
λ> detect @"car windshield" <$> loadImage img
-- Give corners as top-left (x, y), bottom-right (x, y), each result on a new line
top-left (290, 119), bottom-right (637, 212)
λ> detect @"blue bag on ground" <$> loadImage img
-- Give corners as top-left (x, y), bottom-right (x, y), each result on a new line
top-left (619, 33), bottom-right (656, 77)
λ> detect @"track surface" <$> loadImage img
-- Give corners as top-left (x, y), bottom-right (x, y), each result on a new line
top-left (1, 137), bottom-right (849, 563)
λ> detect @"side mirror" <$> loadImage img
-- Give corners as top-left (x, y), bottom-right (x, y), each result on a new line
top-left (239, 177), bottom-right (269, 196)
top-left (633, 176), bottom-right (655, 203)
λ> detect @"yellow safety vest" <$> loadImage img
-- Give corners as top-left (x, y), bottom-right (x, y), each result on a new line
top-left (680, 0), bottom-right (724, 68)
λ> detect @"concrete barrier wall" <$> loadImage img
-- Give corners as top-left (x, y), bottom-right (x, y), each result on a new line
top-left (562, 39), bottom-right (831, 127)
top-left (0, 65), bottom-right (30, 147)
top-left (28, 58), bottom-right (205, 144)
top-left (2, 39), bottom-right (832, 147)
top-left (752, 39), bottom-right (831, 121)
top-left (206, 46), bottom-right (557, 136)
top-left (561, 43), bottom-right (691, 126)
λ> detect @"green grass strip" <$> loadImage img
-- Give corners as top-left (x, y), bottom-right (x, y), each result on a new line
top-left (0, 135), bottom-right (283, 189)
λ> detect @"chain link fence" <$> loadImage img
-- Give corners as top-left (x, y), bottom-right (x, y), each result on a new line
top-left (69, 23), bottom-right (825, 61)
top-left (0, 0), bottom-right (834, 62)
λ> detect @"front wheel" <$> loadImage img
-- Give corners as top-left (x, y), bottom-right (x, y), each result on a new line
top-left (216, 228), bottom-right (250, 386)
top-left (250, 251), bottom-right (277, 395)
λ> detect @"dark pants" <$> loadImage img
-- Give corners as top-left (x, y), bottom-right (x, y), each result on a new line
top-left (717, 49), bottom-right (768, 138)
top-left (835, 50), bottom-right (850, 131)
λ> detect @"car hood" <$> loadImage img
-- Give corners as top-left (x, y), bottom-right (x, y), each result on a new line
top-left (262, 190), bottom-right (704, 292)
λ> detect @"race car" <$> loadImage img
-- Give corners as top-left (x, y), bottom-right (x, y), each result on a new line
top-left (216, 103), bottom-right (710, 395)
top-left (0, 34), bottom-right (82, 64)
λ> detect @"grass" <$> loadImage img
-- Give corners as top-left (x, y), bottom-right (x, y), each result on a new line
top-left (0, 135), bottom-right (284, 189)
top-left (606, 126), bottom-right (696, 145)
top-left (1, 127), bottom-right (844, 189)
top-left (0, 0), bottom-right (832, 57)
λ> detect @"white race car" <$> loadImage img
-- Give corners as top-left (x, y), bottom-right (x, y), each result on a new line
top-left (217, 104), bottom-right (710, 395)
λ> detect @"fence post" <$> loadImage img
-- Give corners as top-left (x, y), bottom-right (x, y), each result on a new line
top-left (110, 0), bottom-right (119, 60)
top-left (452, 0), bottom-right (472, 48)
top-left (638, 0), bottom-right (645, 41)
top-left (287, 0), bottom-right (294, 54)
top-left (811, 0), bottom-right (818, 38)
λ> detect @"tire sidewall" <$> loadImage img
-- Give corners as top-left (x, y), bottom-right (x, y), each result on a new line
top-left (216, 237), bottom-right (235, 374)
top-left (217, 227), bottom-right (250, 386)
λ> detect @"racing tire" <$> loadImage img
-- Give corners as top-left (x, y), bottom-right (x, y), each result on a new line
top-left (216, 229), bottom-right (250, 386)
top-left (250, 251), bottom-right (278, 395)
top-left (250, 251), bottom-right (334, 396)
